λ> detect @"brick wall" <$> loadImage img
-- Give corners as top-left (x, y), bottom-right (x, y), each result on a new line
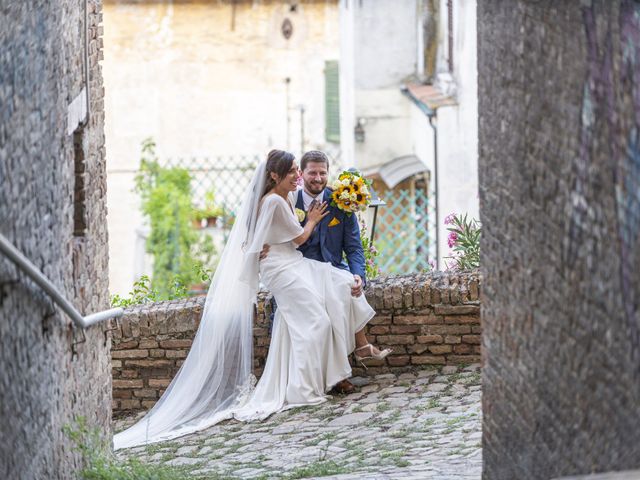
top-left (0, 2), bottom-right (110, 479)
top-left (112, 271), bottom-right (481, 415)
top-left (478, 1), bottom-right (640, 478)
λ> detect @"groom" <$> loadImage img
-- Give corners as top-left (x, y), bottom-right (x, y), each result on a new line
top-left (295, 150), bottom-right (366, 298)
top-left (272, 150), bottom-right (367, 394)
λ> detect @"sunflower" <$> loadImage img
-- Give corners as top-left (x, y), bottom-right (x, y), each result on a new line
top-left (329, 169), bottom-right (374, 215)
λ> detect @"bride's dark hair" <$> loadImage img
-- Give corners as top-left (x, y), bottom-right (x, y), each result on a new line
top-left (264, 149), bottom-right (295, 194)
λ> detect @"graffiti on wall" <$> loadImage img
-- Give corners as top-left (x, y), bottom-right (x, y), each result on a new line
top-left (572, 0), bottom-right (640, 365)
top-left (619, 2), bottom-right (640, 334)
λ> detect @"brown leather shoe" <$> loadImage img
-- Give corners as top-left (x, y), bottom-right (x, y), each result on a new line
top-left (331, 379), bottom-right (355, 395)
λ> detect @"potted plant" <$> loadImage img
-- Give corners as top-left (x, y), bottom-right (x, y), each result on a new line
top-left (192, 211), bottom-right (204, 229)
top-left (194, 190), bottom-right (225, 228)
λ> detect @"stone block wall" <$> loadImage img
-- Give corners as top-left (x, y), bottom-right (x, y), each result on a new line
top-left (112, 271), bottom-right (481, 415)
top-left (0, 2), bottom-right (110, 479)
top-left (478, 1), bottom-right (640, 478)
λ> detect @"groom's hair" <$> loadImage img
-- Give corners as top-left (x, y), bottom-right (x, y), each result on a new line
top-left (300, 151), bottom-right (330, 171)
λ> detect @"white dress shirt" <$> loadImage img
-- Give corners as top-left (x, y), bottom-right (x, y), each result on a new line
top-left (300, 188), bottom-right (325, 211)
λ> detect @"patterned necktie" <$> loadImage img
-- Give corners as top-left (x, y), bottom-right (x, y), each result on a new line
top-left (307, 199), bottom-right (319, 239)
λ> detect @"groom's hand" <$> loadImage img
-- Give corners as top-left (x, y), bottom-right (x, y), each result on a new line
top-left (351, 275), bottom-right (363, 297)
top-left (259, 244), bottom-right (270, 260)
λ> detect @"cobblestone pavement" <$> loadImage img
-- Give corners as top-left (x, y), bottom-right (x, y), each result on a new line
top-left (114, 365), bottom-right (482, 479)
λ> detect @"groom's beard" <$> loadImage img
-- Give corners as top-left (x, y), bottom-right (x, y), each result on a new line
top-left (304, 180), bottom-right (326, 196)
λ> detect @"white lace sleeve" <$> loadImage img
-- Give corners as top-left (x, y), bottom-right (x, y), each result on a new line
top-left (238, 195), bottom-right (303, 291)
top-left (263, 195), bottom-right (304, 244)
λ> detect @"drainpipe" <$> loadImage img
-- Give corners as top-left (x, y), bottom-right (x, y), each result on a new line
top-left (428, 113), bottom-right (439, 269)
top-left (400, 86), bottom-right (440, 269)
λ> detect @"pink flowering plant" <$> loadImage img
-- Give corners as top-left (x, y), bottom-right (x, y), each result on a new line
top-left (444, 213), bottom-right (480, 270)
top-left (359, 220), bottom-right (380, 279)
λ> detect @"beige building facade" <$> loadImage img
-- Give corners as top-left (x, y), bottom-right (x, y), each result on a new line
top-left (104, 0), bottom-right (340, 295)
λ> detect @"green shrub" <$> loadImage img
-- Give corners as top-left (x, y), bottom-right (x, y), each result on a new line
top-left (134, 139), bottom-right (199, 298)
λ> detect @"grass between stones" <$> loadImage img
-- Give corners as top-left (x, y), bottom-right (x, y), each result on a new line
top-left (281, 459), bottom-right (349, 479)
top-left (303, 430), bottom-right (338, 447)
top-left (446, 373), bottom-right (462, 383)
top-left (284, 406), bottom-right (309, 417)
top-left (461, 371), bottom-right (482, 385)
top-left (388, 426), bottom-right (415, 439)
top-left (426, 396), bottom-right (442, 409)
top-left (423, 416), bottom-right (437, 425)
top-left (380, 450), bottom-right (410, 468)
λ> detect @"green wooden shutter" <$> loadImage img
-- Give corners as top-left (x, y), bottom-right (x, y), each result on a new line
top-left (324, 60), bottom-right (340, 144)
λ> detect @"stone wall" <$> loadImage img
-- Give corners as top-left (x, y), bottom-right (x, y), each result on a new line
top-left (0, 2), bottom-right (110, 479)
top-left (112, 271), bottom-right (481, 415)
top-left (478, 1), bottom-right (640, 479)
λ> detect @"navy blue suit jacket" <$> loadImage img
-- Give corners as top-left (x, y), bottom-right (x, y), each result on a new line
top-left (295, 188), bottom-right (366, 283)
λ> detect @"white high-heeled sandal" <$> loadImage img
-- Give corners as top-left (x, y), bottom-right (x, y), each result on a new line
top-left (353, 343), bottom-right (393, 369)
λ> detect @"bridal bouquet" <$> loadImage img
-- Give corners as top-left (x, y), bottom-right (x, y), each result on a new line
top-left (330, 170), bottom-right (372, 215)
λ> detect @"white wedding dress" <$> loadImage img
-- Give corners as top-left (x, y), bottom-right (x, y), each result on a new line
top-left (234, 193), bottom-right (374, 420)
top-left (113, 162), bottom-right (374, 450)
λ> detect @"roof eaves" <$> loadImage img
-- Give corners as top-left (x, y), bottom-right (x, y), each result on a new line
top-left (401, 82), bottom-right (457, 117)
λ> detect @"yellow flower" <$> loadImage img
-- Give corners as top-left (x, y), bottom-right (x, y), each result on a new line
top-left (295, 208), bottom-right (306, 222)
top-left (330, 170), bottom-right (372, 214)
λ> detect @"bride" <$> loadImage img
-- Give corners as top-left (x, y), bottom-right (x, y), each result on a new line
top-left (114, 149), bottom-right (389, 450)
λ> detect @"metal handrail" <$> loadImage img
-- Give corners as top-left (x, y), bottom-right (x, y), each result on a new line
top-left (0, 233), bottom-right (123, 328)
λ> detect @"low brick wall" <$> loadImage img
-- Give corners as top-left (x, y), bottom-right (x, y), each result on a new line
top-left (111, 271), bottom-right (481, 414)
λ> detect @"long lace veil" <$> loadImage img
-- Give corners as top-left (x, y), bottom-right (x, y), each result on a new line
top-left (113, 161), bottom-right (267, 450)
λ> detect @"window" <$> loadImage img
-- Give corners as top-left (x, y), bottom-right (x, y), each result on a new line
top-left (324, 60), bottom-right (340, 144)
top-left (73, 128), bottom-right (86, 237)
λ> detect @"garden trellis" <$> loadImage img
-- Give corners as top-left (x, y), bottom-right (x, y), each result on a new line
top-left (162, 156), bottom-right (434, 275)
